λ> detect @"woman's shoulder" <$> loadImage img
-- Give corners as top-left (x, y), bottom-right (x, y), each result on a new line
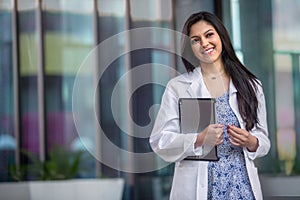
top-left (251, 78), bottom-right (265, 95)
top-left (162, 71), bottom-right (195, 97)
top-left (167, 70), bottom-right (196, 86)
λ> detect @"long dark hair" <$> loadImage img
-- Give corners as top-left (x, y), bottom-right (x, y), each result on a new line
top-left (181, 11), bottom-right (260, 131)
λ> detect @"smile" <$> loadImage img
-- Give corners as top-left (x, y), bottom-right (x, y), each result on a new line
top-left (202, 47), bottom-right (214, 55)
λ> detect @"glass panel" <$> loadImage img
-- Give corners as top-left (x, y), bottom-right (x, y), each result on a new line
top-left (18, 0), bottom-right (40, 178)
top-left (230, 0), bottom-right (243, 62)
top-left (273, 0), bottom-right (300, 175)
top-left (273, 0), bottom-right (300, 52)
top-left (223, 0), bottom-right (278, 174)
top-left (0, 0), bottom-right (15, 182)
top-left (223, 0), bottom-right (300, 176)
top-left (97, 0), bottom-right (127, 177)
top-left (43, 0), bottom-right (95, 178)
top-left (274, 54), bottom-right (296, 175)
top-left (130, 0), bottom-right (172, 21)
top-left (98, 0), bottom-right (125, 16)
top-left (129, 1), bottom-right (177, 199)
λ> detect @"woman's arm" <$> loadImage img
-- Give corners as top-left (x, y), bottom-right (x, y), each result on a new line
top-left (194, 124), bottom-right (224, 148)
top-left (229, 84), bottom-right (271, 160)
top-left (149, 81), bottom-right (205, 163)
top-left (227, 125), bottom-right (259, 152)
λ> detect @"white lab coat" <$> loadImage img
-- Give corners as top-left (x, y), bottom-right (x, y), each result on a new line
top-left (149, 67), bottom-right (270, 200)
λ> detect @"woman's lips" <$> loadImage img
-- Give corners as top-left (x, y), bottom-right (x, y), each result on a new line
top-left (202, 47), bottom-right (214, 55)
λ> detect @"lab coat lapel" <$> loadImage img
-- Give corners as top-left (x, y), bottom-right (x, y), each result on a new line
top-left (186, 69), bottom-right (201, 97)
top-left (186, 67), bottom-right (210, 98)
top-left (186, 80), bottom-right (199, 97)
top-left (229, 79), bottom-right (237, 94)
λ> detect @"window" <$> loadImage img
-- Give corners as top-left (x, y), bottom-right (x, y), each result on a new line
top-left (0, 0), bottom-right (15, 182)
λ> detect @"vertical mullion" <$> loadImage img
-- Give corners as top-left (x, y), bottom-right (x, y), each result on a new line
top-left (36, 0), bottom-right (46, 162)
top-left (93, 0), bottom-right (102, 177)
top-left (292, 53), bottom-right (300, 172)
top-left (124, 0), bottom-right (135, 186)
top-left (170, 0), bottom-right (177, 75)
top-left (12, 0), bottom-right (21, 167)
top-left (214, 0), bottom-right (223, 20)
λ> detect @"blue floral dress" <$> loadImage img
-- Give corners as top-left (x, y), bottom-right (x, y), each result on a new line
top-left (207, 92), bottom-right (255, 199)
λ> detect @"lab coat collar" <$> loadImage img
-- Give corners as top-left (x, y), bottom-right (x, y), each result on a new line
top-left (185, 68), bottom-right (199, 97)
top-left (178, 66), bottom-right (237, 97)
top-left (229, 78), bottom-right (237, 95)
top-left (178, 67), bottom-right (209, 97)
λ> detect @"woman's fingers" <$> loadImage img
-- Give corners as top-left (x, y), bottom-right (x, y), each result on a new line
top-left (227, 125), bottom-right (258, 151)
top-left (203, 124), bottom-right (224, 146)
top-left (228, 125), bottom-right (245, 146)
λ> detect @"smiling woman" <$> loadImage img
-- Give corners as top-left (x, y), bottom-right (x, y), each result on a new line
top-left (188, 20), bottom-right (227, 98)
top-left (189, 21), bottom-right (223, 66)
top-left (150, 11), bottom-right (270, 200)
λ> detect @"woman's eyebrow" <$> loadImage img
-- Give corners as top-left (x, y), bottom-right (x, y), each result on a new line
top-left (190, 29), bottom-right (214, 38)
top-left (204, 29), bottom-right (214, 34)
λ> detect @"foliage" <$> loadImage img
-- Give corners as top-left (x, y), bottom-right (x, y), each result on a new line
top-left (10, 145), bottom-right (84, 181)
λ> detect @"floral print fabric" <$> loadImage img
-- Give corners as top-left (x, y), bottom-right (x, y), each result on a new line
top-left (207, 92), bottom-right (255, 200)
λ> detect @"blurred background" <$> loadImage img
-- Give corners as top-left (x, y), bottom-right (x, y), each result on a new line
top-left (0, 0), bottom-right (300, 199)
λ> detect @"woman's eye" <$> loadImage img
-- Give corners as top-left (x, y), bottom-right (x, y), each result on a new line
top-left (191, 39), bottom-right (200, 45)
top-left (206, 32), bottom-right (214, 37)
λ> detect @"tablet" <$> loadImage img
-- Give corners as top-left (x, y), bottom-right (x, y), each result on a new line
top-left (178, 98), bottom-right (219, 161)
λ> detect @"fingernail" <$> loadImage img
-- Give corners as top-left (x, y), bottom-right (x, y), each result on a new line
top-left (227, 125), bottom-right (230, 129)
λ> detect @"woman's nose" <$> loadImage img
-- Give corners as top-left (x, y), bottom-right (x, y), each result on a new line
top-left (201, 38), bottom-right (209, 48)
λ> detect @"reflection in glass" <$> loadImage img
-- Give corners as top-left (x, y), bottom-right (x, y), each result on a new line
top-left (0, 0), bottom-right (15, 182)
top-left (230, 0), bottom-right (243, 62)
top-left (130, 0), bottom-right (172, 21)
top-left (129, 1), bottom-right (175, 199)
top-left (98, 0), bottom-right (125, 16)
top-left (43, 0), bottom-right (95, 178)
top-left (273, 0), bottom-right (300, 175)
top-left (274, 54), bottom-right (296, 175)
top-left (97, 0), bottom-right (128, 178)
top-left (18, 0), bottom-right (40, 165)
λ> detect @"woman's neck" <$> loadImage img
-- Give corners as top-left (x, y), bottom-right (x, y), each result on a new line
top-left (200, 61), bottom-right (225, 76)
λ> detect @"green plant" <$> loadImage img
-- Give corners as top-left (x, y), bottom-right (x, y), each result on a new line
top-left (10, 145), bottom-right (84, 181)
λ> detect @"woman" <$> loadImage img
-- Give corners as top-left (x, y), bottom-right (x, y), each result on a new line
top-left (149, 11), bottom-right (270, 200)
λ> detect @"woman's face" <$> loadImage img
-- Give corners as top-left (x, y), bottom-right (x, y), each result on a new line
top-left (189, 20), bottom-right (223, 65)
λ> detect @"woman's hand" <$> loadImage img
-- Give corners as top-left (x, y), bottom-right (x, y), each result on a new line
top-left (194, 124), bottom-right (224, 148)
top-left (227, 125), bottom-right (259, 152)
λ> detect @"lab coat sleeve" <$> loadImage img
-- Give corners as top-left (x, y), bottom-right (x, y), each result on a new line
top-left (245, 84), bottom-right (271, 160)
top-left (149, 81), bottom-right (203, 163)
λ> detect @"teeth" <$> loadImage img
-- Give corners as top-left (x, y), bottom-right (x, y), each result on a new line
top-left (204, 48), bottom-right (214, 54)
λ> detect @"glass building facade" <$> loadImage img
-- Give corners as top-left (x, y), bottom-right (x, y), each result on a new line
top-left (0, 0), bottom-right (300, 199)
